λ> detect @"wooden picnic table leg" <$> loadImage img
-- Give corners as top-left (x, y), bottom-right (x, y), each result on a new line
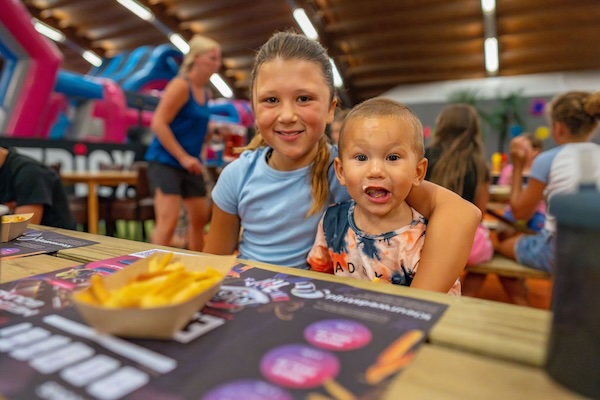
top-left (87, 181), bottom-right (99, 234)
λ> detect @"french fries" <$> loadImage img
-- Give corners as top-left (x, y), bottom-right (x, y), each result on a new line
top-left (1, 215), bottom-right (26, 223)
top-left (74, 253), bottom-right (223, 309)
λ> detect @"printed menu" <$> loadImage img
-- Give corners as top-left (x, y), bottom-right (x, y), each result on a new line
top-left (0, 229), bottom-right (98, 260)
top-left (0, 251), bottom-right (448, 399)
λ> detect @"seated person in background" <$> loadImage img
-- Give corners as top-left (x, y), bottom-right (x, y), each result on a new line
top-left (424, 104), bottom-right (495, 300)
top-left (497, 132), bottom-right (546, 232)
top-left (496, 90), bottom-right (600, 273)
top-left (308, 98), bottom-right (461, 295)
top-left (327, 108), bottom-right (349, 145)
top-left (0, 147), bottom-right (76, 229)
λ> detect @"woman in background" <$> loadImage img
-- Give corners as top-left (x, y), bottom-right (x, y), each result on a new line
top-left (145, 35), bottom-right (221, 251)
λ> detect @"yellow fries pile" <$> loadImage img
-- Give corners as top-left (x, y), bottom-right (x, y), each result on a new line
top-left (1, 215), bottom-right (26, 223)
top-left (75, 253), bottom-right (223, 308)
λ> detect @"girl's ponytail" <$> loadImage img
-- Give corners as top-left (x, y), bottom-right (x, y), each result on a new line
top-left (307, 136), bottom-right (331, 217)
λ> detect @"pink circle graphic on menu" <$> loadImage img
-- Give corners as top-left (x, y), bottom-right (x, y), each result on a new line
top-left (260, 344), bottom-right (340, 389)
top-left (0, 248), bottom-right (20, 256)
top-left (202, 379), bottom-right (292, 400)
top-left (304, 319), bottom-right (372, 351)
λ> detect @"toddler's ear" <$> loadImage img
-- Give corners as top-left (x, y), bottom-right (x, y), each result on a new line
top-left (333, 157), bottom-right (346, 186)
top-left (413, 157), bottom-right (428, 186)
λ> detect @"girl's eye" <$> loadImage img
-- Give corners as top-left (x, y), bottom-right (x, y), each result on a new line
top-left (297, 96), bottom-right (311, 103)
top-left (387, 154), bottom-right (401, 161)
top-left (355, 154), bottom-right (367, 162)
top-left (264, 97), bottom-right (278, 104)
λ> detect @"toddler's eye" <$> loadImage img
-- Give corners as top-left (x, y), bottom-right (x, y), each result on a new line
top-left (355, 154), bottom-right (367, 162)
top-left (387, 154), bottom-right (401, 161)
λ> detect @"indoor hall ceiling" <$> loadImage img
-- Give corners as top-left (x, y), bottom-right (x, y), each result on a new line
top-left (22, 0), bottom-right (600, 107)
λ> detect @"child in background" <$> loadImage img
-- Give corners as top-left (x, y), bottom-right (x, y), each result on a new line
top-left (203, 32), bottom-right (480, 294)
top-left (496, 90), bottom-right (600, 273)
top-left (424, 104), bottom-right (494, 298)
top-left (497, 132), bottom-right (546, 232)
top-left (307, 98), bottom-right (462, 294)
top-left (328, 108), bottom-right (349, 145)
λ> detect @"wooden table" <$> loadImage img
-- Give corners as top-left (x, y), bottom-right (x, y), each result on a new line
top-left (60, 170), bottom-right (138, 234)
top-left (4, 226), bottom-right (584, 399)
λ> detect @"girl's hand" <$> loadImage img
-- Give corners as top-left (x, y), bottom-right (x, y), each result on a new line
top-left (180, 154), bottom-right (202, 175)
top-left (509, 137), bottom-right (532, 168)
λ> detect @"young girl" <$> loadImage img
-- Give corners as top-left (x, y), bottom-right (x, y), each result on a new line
top-left (496, 90), bottom-right (600, 272)
top-left (424, 104), bottom-right (494, 297)
top-left (146, 35), bottom-right (221, 251)
top-left (498, 132), bottom-right (546, 232)
top-left (203, 32), bottom-right (481, 294)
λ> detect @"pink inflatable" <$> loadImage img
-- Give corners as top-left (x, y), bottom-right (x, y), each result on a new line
top-left (2, 0), bottom-right (62, 137)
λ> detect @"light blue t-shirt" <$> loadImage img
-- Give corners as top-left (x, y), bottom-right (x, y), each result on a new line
top-left (211, 146), bottom-right (350, 268)
top-left (528, 142), bottom-right (600, 233)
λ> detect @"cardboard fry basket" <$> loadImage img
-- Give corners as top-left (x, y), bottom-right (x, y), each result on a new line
top-left (1, 213), bottom-right (34, 242)
top-left (72, 253), bottom-right (236, 339)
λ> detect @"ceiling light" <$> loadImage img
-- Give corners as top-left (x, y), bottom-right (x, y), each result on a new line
top-left (481, 0), bottom-right (496, 14)
top-left (82, 50), bottom-right (102, 67)
top-left (293, 8), bottom-right (319, 41)
top-left (210, 74), bottom-right (233, 98)
top-left (169, 33), bottom-right (189, 53)
top-left (116, 0), bottom-right (154, 22)
top-left (329, 58), bottom-right (344, 88)
top-left (484, 37), bottom-right (499, 74)
top-left (33, 19), bottom-right (65, 43)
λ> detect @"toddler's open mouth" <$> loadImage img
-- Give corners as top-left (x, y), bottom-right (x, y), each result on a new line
top-left (363, 185), bottom-right (389, 199)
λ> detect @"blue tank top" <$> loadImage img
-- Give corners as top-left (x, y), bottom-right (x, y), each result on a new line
top-left (145, 83), bottom-right (211, 169)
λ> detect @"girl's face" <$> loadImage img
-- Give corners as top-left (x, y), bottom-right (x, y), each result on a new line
top-left (194, 48), bottom-right (222, 75)
top-left (335, 116), bottom-right (427, 232)
top-left (253, 58), bottom-right (336, 170)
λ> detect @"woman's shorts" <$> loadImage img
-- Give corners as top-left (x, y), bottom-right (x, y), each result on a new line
top-left (515, 228), bottom-right (555, 273)
top-left (148, 162), bottom-right (207, 198)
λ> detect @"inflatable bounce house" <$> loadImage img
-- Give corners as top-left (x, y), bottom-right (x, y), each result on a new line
top-left (0, 0), bottom-right (253, 155)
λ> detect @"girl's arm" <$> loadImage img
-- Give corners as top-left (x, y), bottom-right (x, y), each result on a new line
top-left (406, 181), bottom-right (481, 293)
top-left (509, 166), bottom-right (546, 220)
top-left (508, 138), bottom-right (546, 220)
top-left (203, 204), bottom-right (241, 255)
top-left (151, 78), bottom-right (202, 175)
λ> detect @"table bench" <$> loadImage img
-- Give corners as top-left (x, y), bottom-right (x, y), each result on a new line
top-left (466, 254), bottom-right (551, 280)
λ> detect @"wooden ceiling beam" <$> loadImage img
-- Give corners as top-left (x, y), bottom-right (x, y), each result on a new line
top-left (25, 4), bottom-right (106, 56)
top-left (347, 54), bottom-right (484, 78)
top-left (497, 8), bottom-right (600, 34)
top-left (319, 0), bottom-right (455, 17)
top-left (178, 0), bottom-right (290, 23)
top-left (342, 22), bottom-right (483, 50)
top-left (352, 69), bottom-right (487, 89)
top-left (499, 26), bottom-right (600, 50)
top-left (500, 45), bottom-right (600, 68)
top-left (340, 39), bottom-right (484, 65)
top-left (325, 2), bottom-right (482, 35)
top-left (497, 0), bottom-right (599, 14)
top-left (137, 0), bottom-right (191, 39)
top-left (170, 0), bottom-right (256, 20)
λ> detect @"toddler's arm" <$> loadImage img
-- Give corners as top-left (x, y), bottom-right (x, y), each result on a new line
top-left (406, 181), bottom-right (481, 293)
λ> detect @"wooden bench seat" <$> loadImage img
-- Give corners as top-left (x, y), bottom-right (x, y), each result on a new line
top-left (465, 254), bottom-right (551, 280)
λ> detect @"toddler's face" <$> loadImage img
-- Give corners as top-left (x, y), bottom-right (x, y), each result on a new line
top-left (335, 116), bottom-right (426, 222)
top-left (253, 58), bottom-right (336, 170)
